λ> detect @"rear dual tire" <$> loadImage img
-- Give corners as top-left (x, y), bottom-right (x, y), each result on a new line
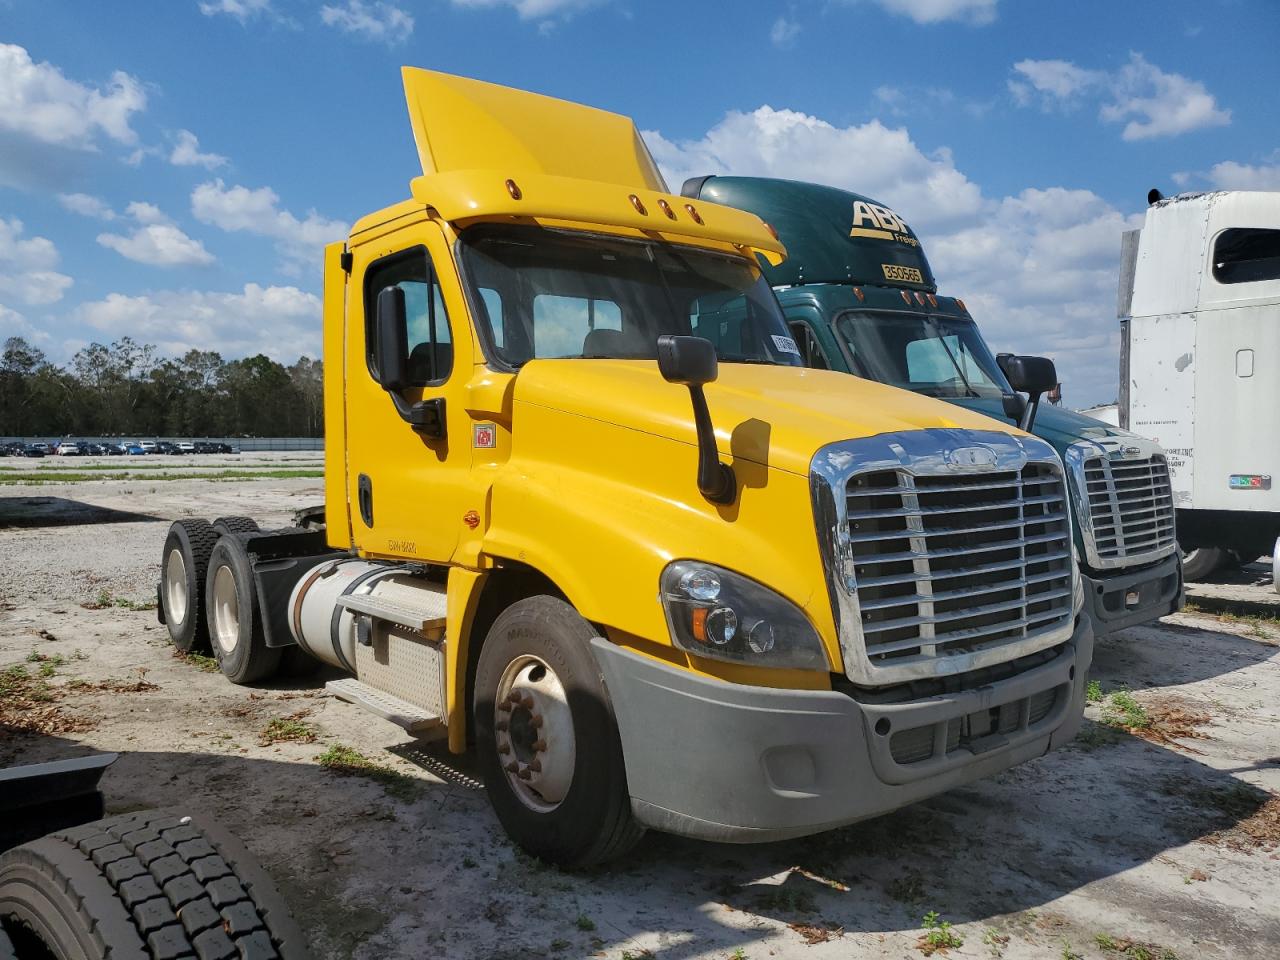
top-left (160, 520), bottom-right (218, 654)
top-left (206, 537), bottom-right (281, 685)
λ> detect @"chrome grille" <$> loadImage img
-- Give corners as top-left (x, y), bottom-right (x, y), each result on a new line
top-left (1066, 439), bottom-right (1178, 570)
top-left (812, 431), bottom-right (1078, 686)
top-left (848, 464), bottom-right (1073, 665)
top-left (1083, 455), bottom-right (1176, 563)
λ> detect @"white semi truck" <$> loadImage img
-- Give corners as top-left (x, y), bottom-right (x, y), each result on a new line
top-left (1118, 189), bottom-right (1280, 590)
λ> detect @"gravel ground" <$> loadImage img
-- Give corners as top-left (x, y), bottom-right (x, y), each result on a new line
top-left (2, 466), bottom-right (1278, 960)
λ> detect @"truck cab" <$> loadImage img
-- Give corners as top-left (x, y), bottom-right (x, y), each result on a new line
top-left (158, 71), bottom-right (1093, 867)
top-left (686, 175), bottom-right (1183, 636)
top-left (1119, 190), bottom-right (1280, 587)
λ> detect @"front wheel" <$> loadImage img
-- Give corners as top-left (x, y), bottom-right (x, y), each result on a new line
top-left (473, 596), bottom-right (642, 868)
top-left (1180, 544), bottom-right (1229, 582)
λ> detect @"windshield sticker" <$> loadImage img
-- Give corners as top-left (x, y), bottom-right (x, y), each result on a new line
top-left (882, 263), bottom-right (924, 284)
top-left (771, 335), bottom-right (801, 356)
top-left (850, 200), bottom-right (919, 247)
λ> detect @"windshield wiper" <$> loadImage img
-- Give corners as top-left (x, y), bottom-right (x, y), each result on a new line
top-left (924, 317), bottom-right (980, 398)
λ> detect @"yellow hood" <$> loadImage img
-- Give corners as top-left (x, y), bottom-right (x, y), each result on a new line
top-left (513, 361), bottom-right (1018, 476)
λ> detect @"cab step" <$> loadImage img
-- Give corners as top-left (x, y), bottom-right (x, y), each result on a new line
top-left (336, 591), bottom-right (448, 633)
top-left (325, 678), bottom-right (443, 735)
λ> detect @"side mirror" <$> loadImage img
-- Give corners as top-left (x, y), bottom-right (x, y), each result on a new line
top-left (375, 286), bottom-right (410, 392)
top-left (656, 336), bottom-right (735, 505)
top-left (996, 353), bottom-right (1057, 433)
top-left (997, 354), bottom-right (1057, 395)
top-left (657, 335), bottom-right (718, 387)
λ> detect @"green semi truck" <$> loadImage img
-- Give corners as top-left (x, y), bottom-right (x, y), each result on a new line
top-left (683, 175), bottom-right (1182, 637)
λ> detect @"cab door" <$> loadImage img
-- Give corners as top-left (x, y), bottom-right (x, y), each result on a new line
top-left (345, 219), bottom-right (476, 563)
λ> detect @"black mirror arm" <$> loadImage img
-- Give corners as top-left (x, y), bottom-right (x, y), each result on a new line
top-left (389, 393), bottom-right (446, 440)
top-left (687, 385), bottom-right (736, 505)
top-left (1020, 391), bottom-right (1043, 433)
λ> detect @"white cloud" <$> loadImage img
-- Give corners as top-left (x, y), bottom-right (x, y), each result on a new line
top-left (97, 225), bottom-right (214, 268)
top-left (0, 218), bottom-right (73, 306)
top-left (198, 0), bottom-right (274, 21)
top-left (0, 43), bottom-right (146, 150)
top-left (646, 107), bottom-right (1139, 404)
top-left (449, 0), bottom-right (604, 21)
top-left (770, 17), bottom-right (801, 49)
top-left (645, 106), bottom-right (983, 232)
top-left (125, 201), bottom-right (169, 225)
top-left (1012, 53), bottom-right (1230, 141)
top-left (860, 0), bottom-right (998, 25)
top-left (0, 303), bottom-right (50, 345)
top-left (73, 283), bottom-right (321, 360)
top-left (320, 0), bottom-right (414, 41)
top-left (1009, 59), bottom-right (1104, 107)
top-left (58, 192), bottom-right (117, 220)
top-left (170, 130), bottom-right (228, 170)
top-left (1202, 159), bottom-right (1280, 191)
top-left (191, 179), bottom-right (348, 270)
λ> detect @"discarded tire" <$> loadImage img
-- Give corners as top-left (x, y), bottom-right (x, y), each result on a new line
top-left (0, 809), bottom-right (310, 959)
top-left (211, 516), bottom-right (261, 537)
top-left (160, 520), bottom-right (218, 654)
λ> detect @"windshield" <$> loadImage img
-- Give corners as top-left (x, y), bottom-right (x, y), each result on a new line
top-left (458, 225), bottom-right (802, 368)
top-left (832, 310), bottom-right (1011, 398)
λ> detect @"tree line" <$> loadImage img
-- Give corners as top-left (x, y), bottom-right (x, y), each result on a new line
top-left (0, 337), bottom-right (324, 438)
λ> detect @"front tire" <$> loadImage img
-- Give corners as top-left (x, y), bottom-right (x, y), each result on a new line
top-left (474, 596), bottom-right (642, 868)
top-left (1181, 544), bottom-right (1228, 582)
top-left (160, 520), bottom-right (217, 654)
top-left (206, 537), bottom-right (281, 684)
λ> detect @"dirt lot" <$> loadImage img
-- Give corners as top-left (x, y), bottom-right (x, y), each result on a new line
top-left (2, 463), bottom-right (1279, 960)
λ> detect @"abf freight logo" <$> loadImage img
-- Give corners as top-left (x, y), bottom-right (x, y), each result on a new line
top-left (850, 201), bottom-right (918, 247)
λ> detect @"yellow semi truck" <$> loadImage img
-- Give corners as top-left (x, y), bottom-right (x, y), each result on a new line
top-left (157, 68), bottom-right (1093, 866)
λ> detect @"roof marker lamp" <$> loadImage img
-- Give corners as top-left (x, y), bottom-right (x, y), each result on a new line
top-left (661, 561), bottom-right (829, 670)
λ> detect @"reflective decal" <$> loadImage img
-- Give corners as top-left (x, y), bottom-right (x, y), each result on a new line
top-left (1229, 474), bottom-right (1271, 490)
top-left (473, 423), bottom-right (497, 449)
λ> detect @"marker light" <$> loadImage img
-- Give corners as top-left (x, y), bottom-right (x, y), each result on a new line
top-left (657, 198), bottom-right (677, 220)
top-left (914, 291), bottom-right (925, 305)
top-left (853, 287), bottom-right (865, 301)
top-left (900, 290), bottom-right (912, 305)
top-left (505, 179), bottom-right (522, 200)
top-left (927, 293), bottom-right (938, 308)
top-left (684, 204), bottom-right (704, 225)
top-left (629, 194), bottom-right (648, 216)
top-left (956, 298), bottom-right (967, 313)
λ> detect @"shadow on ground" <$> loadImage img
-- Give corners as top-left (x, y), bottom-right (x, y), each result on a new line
top-left (0, 496), bottom-right (163, 529)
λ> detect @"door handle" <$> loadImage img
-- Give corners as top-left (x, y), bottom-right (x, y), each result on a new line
top-left (358, 474), bottom-right (374, 527)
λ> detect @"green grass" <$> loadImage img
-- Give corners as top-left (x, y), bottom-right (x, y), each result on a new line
top-left (574, 914), bottom-right (595, 932)
top-left (1086, 679), bottom-right (1104, 704)
top-left (919, 912), bottom-right (963, 954)
top-left (315, 744), bottom-right (421, 802)
top-left (173, 650), bottom-right (219, 672)
top-left (259, 714), bottom-right (318, 745)
top-left (1, 468), bottom-right (322, 485)
top-left (1100, 689), bottom-right (1152, 730)
top-left (84, 589), bottom-right (156, 612)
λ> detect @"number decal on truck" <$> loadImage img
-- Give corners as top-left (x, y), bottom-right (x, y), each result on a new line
top-left (882, 264), bottom-right (924, 284)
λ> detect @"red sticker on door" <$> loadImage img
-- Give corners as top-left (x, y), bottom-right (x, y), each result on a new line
top-left (473, 423), bottom-right (497, 449)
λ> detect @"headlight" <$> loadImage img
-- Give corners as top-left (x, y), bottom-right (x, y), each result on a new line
top-left (660, 561), bottom-right (829, 671)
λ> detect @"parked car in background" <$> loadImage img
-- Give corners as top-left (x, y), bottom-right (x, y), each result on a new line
top-left (154, 441), bottom-right (179, 455)
top-left (106, 443), bottom-right (126, 456)
top-left (193, 441), bottom-right (237, 454)
top-left (23, 444), bottom-right (47, 458)
top-left (177, 441), bottom-right (195, 454)
top-left (83, 443), bottom-right (106, 456)
top-left (139, 441), bottom-right (156, 453)
top-left (57, 442), bottom-right (84, 456)
top-left (1, 442), bottom-right (23, 457)
top-left (124, 443), bottom-right (146, 456)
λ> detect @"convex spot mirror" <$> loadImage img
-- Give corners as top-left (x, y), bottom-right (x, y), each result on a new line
top-left (374, 286), bottom-right (410, 392)
top-left (997, 354), bottom-right (1058, 396)
top-left (657, 335), bottom-right (718, 386)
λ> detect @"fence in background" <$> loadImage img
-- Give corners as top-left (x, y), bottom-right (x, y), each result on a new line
top-left (2, 437), bottom-right (324, 452)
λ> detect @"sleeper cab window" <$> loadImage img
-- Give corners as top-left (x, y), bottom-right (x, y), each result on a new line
top-left (364, 246), bottom-right (454, 386)
top-left (1212, 228), bottom-right (1280, 285)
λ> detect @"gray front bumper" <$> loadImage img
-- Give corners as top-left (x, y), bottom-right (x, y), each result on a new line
top-left (590, 615), bottom-right (1093, 844)
top-left (1081, 552), bottom-right (1183, 636)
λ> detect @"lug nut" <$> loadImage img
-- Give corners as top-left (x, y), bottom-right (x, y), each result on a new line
top-left (507, 692), bottom-right (522, 705)
top-left (504, 761), bottom-right (519, 773)
top-left (528, 759), bottom-right (542, 772)
top-left (531, 715), bottom-right (544, 728)
top-left (497, 700), bottom-right (512, 713)
top-left (532, 739), bottom-right (546, 752)
top-left (521, 694), bottom-right (535, 709)
top-left (517, 767), bottom-right (532, 780)
top-left (497, 743), bottom-right (510, 755)
top-left (495, 720), bottom-right (509, 732)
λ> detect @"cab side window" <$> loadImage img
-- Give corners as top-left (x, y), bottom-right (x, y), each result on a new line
top-left (788, 321), bottom-right (830, 370)
top-left (364, 247), bottom-right (453, 386)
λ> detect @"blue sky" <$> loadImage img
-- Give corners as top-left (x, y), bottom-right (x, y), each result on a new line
top-left (2, 0), bottom-right (1277, 405)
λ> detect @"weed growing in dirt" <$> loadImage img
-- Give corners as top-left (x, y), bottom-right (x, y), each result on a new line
top-left (887, 871), bottom-right (926, 903)
top-left (917, 912), bottom-right (963, 955)
top-left (259, 712), bottom-right (318, 745)
top-left (83, 589), bottom-right (156, 611)
top-left (1086, 679), bottom-right (1103, 704)
top-left (1094, 933), bottom-right (1179, 959)
top-left (1101, 689), bottom-right (1151, 730)
top-left (982, 927), bottom-right (1010, 956)
top-left (574, 914), bottom-right (595, 932)
top-left (173, 649), bottom-right (219, 672)
top-left (316, 744), bottom-right (421, 801)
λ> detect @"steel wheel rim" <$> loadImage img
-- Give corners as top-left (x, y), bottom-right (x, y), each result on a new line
top-left (164, 548), bottom-right (188, 625)
top-left (212, 564), bottom-right (240, 654)
top-left (494, 654), bottom-right (576, 813)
